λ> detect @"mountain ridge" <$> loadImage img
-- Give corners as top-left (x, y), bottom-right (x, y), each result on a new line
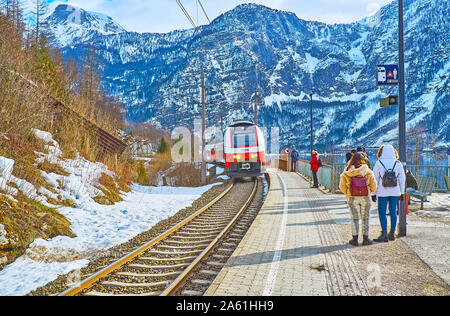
top-left (46, 4), bottom-right (126, 47)
top-left (45, 1), bottom-right (449, 150)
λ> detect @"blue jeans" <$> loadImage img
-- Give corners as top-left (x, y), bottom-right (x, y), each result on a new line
top-left (378, 196), bottom-right (399, 233)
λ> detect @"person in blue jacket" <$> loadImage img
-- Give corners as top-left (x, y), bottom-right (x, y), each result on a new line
top-left (290, 146), bottom-right (299, 172)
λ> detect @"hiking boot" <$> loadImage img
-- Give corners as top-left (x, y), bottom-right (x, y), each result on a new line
top-left (388, 230), bottom-right (396, 241)
top-left (374, 232), bottom-right (388, 243)
top-left (349, 235), bottom-right (358, 246)
top-left (362, 235), bottom-right (373, 245)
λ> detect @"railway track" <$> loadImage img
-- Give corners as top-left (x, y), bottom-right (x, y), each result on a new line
top-left (58, 177), bottom-right (265, 296)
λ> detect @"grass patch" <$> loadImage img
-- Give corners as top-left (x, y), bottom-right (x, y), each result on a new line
top-left (36, 160), bottom-right (69, 176)
top-left (93, 173), bottom-right (124, 205)
top-left (166, 163), bottom-right (202, 187)
top-left (0, 194), bottom-right (75, 268)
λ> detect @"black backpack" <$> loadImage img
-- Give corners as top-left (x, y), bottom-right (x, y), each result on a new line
top-left (379, 160), bottom-right (398, 187)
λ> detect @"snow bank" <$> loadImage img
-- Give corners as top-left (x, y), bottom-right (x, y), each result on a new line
top-left (0, 156), bottom-right (44, 201)
top-left (0, 157), bottom-right (17, 196)
top-left (32, 128), bottom-right (111, 206)
top-left (0, 130), bottom-right (221, 296)
top-left (0, 182), bottom-right (217, 296)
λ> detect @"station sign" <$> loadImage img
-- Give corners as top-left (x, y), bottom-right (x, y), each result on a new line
top-left (377, 65), bottom-right (399, 86)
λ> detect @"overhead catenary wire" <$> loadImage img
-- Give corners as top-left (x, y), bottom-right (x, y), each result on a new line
top-left (175, 0), bottom-right (239, 127)
top-left (175, 1), bottom-right (269, 128)
top-left (175, 0), bottom-right (215, 57)
top-left (198, 1), bottom-right (265, 114)
top-left (194, 0), bottom-right (264, 126)
top-left (197, 0), bottom-right (211, 23)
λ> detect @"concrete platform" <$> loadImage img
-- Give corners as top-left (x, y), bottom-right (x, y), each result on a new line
top-left (205, 170), bottom-right (369, 296)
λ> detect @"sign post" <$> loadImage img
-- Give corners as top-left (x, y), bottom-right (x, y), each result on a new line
top-left (398, 0), bottom-right (407, 237)
top-left (376, 2), bottom-right (407, 236)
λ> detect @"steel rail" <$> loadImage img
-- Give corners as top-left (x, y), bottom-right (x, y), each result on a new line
top-left (58, 182), bottom-right (234, 296)
top-left (160, 178), bottom-right (258, 296)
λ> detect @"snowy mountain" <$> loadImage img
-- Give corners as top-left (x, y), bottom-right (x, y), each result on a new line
top-left (45, 4), bottom-right (126, 47)
top-left (45, 1), bottom-right (449, 151)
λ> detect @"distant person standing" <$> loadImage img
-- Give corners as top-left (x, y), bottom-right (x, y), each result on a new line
top-left (405, 170), bottom-right (418, 191)
top-left (357, 146), bottom-right (371, 169)
top-left (309, 150), bottom-right (320, 188)
top-left (290, 146), bottom-right (299, 172)
top-left (372, 144), bottom-right (406, 242)
top-left (345, 152), bottom-right (353, 164)
top-left (346, 149), bottom-right (357, 166)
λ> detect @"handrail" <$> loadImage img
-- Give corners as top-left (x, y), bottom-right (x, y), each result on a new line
top-left (292, 157), bottom-right (448, 193)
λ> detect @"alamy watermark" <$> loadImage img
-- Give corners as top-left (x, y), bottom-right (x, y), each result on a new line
top-left (366, 263), bottom-right (382, 292)
top-left (66, 5), bottom-right (81, 25)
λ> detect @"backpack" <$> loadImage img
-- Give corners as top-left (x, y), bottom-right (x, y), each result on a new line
top-left (318, 158), bottom-right (323, 168)
top-left (379, 160), bottom-right (398, 187)
top-left (350, 176), bottom-right (369, 196)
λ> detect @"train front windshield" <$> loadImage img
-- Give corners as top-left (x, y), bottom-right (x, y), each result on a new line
top-left (232, 127), bottom-right (257, 147)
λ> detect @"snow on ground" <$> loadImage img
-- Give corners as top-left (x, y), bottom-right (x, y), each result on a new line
top-left (0, 183), bottom-right (218, 296)
top-left (0, 130), bottom-right (220, 296)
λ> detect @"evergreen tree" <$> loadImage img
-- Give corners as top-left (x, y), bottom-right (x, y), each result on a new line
top-left (158, 137), bottom-right (168, 154)
top-left (137, 162), bottom-right (148, 185)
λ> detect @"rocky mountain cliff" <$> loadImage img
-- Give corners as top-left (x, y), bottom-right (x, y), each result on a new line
top-left (45, 0), bottom-right (449, 151)
top-left (45, 4), bottom-right (126, 47)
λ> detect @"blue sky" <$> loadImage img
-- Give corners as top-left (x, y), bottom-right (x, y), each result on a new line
top-left (43, 0), bottom-right (394, 33)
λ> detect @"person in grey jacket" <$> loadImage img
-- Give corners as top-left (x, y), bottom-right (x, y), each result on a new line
top-left (372, 144), bottom-right (406, 242)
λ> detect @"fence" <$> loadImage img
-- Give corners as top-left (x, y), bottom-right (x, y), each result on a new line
top-left (8, 67), bottom-right (127, 160)
top-left (50, 99), bottom-right (127, 160)
top-left (296, 159), bottom-right (338, 192)
top-left (406, 164), bottom-right (449, 192)
top-left (295, 159), bottom-right (449, 193)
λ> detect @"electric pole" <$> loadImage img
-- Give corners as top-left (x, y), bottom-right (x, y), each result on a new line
top-left (398, 0), bottom-right (407, 237)
top-left (254, 88), bottom-right (258, 125)
top-left (310, 93), bottom-right (313, 156)
top-left (201, 72), bottom-right (206, 185)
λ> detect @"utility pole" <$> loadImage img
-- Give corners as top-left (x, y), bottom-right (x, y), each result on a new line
top-left (201, 72), bottom-right (206, 185)
top-left (447, 146), bottom-right (450, 177)
top-left (309, 93), bottom-right (313, 156)
top-left (254, 88), bottom-right (258, 125)
top-left (398, 0), bottom-right (407, 237)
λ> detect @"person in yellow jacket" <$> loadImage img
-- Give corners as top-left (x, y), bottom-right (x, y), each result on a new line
top-left (339, 153), bottom-right (377, 246)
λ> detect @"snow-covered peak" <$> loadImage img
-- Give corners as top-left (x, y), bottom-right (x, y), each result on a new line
top-left (46, 4), bottom-right (126, 47)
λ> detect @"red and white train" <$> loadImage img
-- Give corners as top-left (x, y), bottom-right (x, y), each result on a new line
top-left (223, 121), bottom-right (266, 178)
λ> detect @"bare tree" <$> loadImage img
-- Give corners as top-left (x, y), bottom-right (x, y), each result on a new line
top-left (80, 43), bottom-right (101, 106)
top-left (29, 0), bottom-right (47, 45)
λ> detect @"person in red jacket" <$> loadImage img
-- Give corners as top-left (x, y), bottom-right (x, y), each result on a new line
top-left (310, 150), bottom-right (319, 188)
